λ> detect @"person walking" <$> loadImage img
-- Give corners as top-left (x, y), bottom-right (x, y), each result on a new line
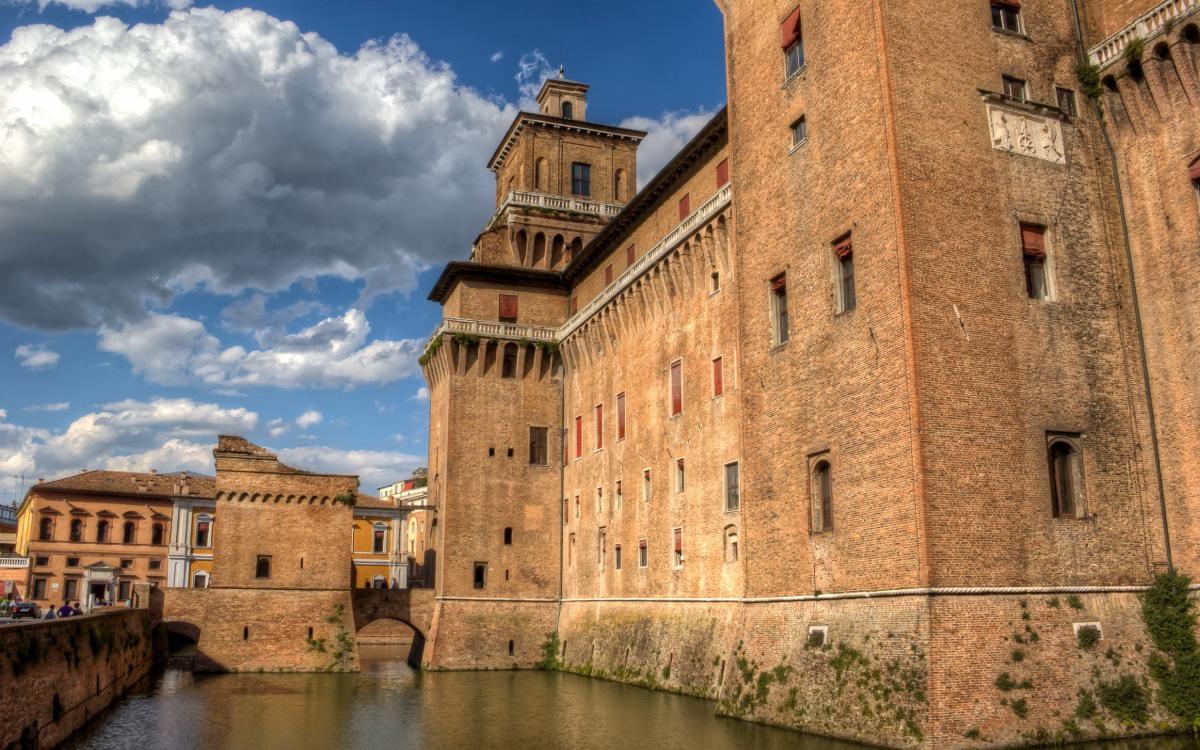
top-left (44, 604), bottom-right (57, 620)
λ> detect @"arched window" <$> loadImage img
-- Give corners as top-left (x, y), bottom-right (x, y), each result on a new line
top-left (502, 343), bottom-right (519, 379)
top-left (195, 515), bottom-right (212, 548)
top-left (1048, 435), bottom-right (1085, 519)
top-left (373, 525), bottom-right (387, 553)
top-left (535, 157), bottom-right (548, 192)
top-left (531, 232), bottom-right (546, 268)
top-left (811, 460), bottom-right (833, 533)
top-left (614, 169), bottom-right (626, 201)
top-left (514, 230), bottom-right (528, 265)
top-left (122, 521), bottom-right (136, 544)
top-left (724, 526), bottom-right (739, 563)
top-left (503, 527), bottom-right (513, 545)
top-left (192, 571), bottom-right (209, 589)
top-left (562, 100), bottom-right (573, 120)
top-left (551, 235), bottom-right (565, 268)
top-left (151, 523), bottom-right (164, 546)
top-left (69, 518), bottom-right (83, 542)
top-left (96, 520), bottom-right (110, 543)
top-left (39, 517), bottom-right (54, 541)
top-left (255, 555), bottom-right (271, 579)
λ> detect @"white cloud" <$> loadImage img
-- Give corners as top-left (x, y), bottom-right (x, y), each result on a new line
top-left (266, 418), bottom-right (288, 438)
top-left (515, 49), bottom-right (555, 109)
top-left (0, 8), bottom-right (515, 331)
top-left (15, 343), bottom-right (59, 370)
top-left (6, 0), bottom-right (192, 12)
top-left (0, 397), bottom-right (256, 482)
top-left (413, 386), bottom-right (430, 401)
top-left (0, 409), bottom-right (7, 420)
top-left (621, 110), bottom-right (715, 191)
top-left (296, 409), bottom-right (322, 429)
top-left (98, 308), bottom-right (423, 390)
top-left (276, 445), bottom-right (423, 491)
top-left (25, 401), bottom-right (70, 412)
top-left (490, 50), bottom-right (504, 63)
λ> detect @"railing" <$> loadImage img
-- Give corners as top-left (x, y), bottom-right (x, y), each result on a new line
top-left (430, 317), bottom-right (559, 344)
top-left (560, 183), bottom-right (733, 340)
top-left (487, 190), bottom-right (624, 229)
top-left (1089, 0), bottom-right (1199, 67)
top-left (429, 184), bottom-right (734, 349)
top-left (0, 556), bottom-right (29, 569)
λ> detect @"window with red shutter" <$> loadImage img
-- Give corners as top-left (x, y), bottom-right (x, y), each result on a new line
top-left (570, 296), bottom-right (578, 315)
top-left (595, 404), bottom-right (603, 450)
top-left (605, 263), bottom-right (614, 286)
top-left (575, 415), bottom-right (582, 459)
top-left (1020, 223), bottom-right (1049, 300)
top-left (713, 357), bottom-right (724, 397)
top-left (626, 245), bottom-right (636, 266)
top-left (498, 293), bottom-right (518, 322)
top-left (670, 360), bottom-right (683, 416)
top-left (678, 194), bottom-right (690, 220)
top-left (716, 158), bottom-right (730, 187)
top-left (673, 527), bottom-right (683, 567)
top-left (617, 392), bottom-right (626, 440)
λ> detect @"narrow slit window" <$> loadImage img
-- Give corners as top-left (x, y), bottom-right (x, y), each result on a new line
top-left (502, 343), bottom-right (518, 379)
top-left (812, 460), bottom-right (834, 533)
top-left (834, 234), bottom-right (856, 313)
top-left (670, 360), bottom-right (683, 416)
top-left (725, 462), bottom-right (740, 512)
top-left (638, 538), bottom-right (648, 568)
top-left (673, 528), bottom-right (684, 568)
top-left (675, 458), bottom-right (686, 493)
top-left (595, 404), bottom-right (604, 450)
top-left (617, 392), bottom-right (626, 440)
top-left (771, 274), bottom-right (789, 344)
top-left (1021, 223), bottom-right (1049, 300)
top-left (1048, 434), bottom-right (1086, 519)
top-left (712, 357), bottom-right (724, 397)
top-left (473, 562), bottom-right (487, 589)
top-left (575, 415), bottom-right (583, 459)
top-left (642, 469), bottom-right (652, 502)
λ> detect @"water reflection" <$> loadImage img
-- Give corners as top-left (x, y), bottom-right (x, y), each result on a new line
top-left (64, 648), bottom-right (1200, 750)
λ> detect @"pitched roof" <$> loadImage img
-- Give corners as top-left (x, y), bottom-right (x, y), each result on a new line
top-left (354, 492), bottom-right (397, 510)
top-left (34, 470), bottom-right (215, 500)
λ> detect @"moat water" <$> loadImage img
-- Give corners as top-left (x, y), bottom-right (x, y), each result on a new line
top-left (64, 646), bottom-right (1200, 750)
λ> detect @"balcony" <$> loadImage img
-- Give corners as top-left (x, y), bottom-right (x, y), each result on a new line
top-left (0, 556), bottom-right (29, 569)
top-left (1089, 0), bottom-right (1199, 67)
top-left (488, 190), bottom-right (624, 230)
top-left (429, 317), bottom-right (559, 344)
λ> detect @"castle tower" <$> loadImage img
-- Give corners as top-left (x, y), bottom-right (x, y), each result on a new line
top-left (472, 73), bottom-right (646, 270)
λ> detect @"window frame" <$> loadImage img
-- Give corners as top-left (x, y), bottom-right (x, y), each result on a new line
top-left (784, 39), bottom-right (805, 80)
top-left (1047, 433), bottom-right (1087, 519)
top-left (473, 562), bottom-right (487, 589)
top-left (991, 1), bottom-right (1023, 34)
top-left (616, 392), bottom-right (626, 441)
top-left (833, 234), bottom-right (856, 314)
top-left (1002, 75), bottom-right (1029, 103)
top-left (724, 461), bottom-right (740, 512)
top-left (595, 403), bottom-right (604, 451)
top-left (724, 525), bottom-right (739, 563)
top-left (712, 356), bottom-right (724, 398)
top-left (571, 162), bottom-right (591, 197)
top-left (638, 538), bottom-right (648, 568)
top-left (1020, 222), bottom-right (1054, 301)
top-left (810, 455), bottom-right (834, 534)
top-left (529, 426), bottom-right (549, 466)
top-left (614, 543), bottom-right (623, 570)
top-left (1055, 86), bottom-right (1078, 117)
top-left (372, 525), bottom-right (387, 554)
top-left (770, 273), bottom-right (790, 345)
top-left (255, 555), bottom-right (272, 580)
top-left (675, 458), bottom-right (686, 493)
top-left (790, 116), bottom-right (808, 150)
top-left (642, 468), bottom-right (652, 502)
top-left (672, 527), bottom-right (684, 568)
top-left (670, 359), bottom-right (683, 417)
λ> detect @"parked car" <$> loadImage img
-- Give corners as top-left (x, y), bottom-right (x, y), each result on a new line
top-left (11, 601), bottom-right (39, 619)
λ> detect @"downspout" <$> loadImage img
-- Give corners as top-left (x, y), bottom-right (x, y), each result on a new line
top-left (557, 346), bottom-right (566, 621)
top-left (1068, 0), bottom-right (1174, 575)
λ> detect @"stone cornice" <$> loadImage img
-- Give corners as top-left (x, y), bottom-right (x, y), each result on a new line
top-left (487, 112), bottom-right (647, 173)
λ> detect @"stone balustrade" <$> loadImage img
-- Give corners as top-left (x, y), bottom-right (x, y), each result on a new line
top-left (1089, 0), bottom-right (1199, 67)
top-left (487, 190), bottom-right (624, 229)
top-left (0, 556), bottom-right (29, 569)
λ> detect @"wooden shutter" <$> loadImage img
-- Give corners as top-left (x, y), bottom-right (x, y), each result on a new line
top-left (626, 245), bottom-right (636, 266)
top-left (595, 404), bottom-right (603, 450)
top-left (678, 194), bottom-right (690, 220)
top-left (1189, 160), bottom-right (1200, 181)
top-left (713, 357), bottom-right (723, 397)
top-left (771, 274), bottom-right (787, 292)
top-left (498, 294), bottom-right (518, 320)
top-left (780, 6), bottom-right (802, 49)
top-left (617, 393), bottom-right (626, 439)
top-left (1020, 224), bottom-right (1047, 258)
top-left (575, 416), bottom-right (582, 458)
top-left (605, 264), bottom-right (614, 285)
top-left (670, 361), bottom-right (682, 416)
top-left (834, 234), bottom-right (853, 259)
top-left (716, 158), bottom-right (730, 187)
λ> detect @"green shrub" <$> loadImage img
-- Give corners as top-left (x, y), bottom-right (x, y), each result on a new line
top-left (1076, 625), bottom-right (1101, 650)
top-left (1096, 674), bottom-right (1149, 726)
top-left (1011, 697), bottom-right (1029, 719)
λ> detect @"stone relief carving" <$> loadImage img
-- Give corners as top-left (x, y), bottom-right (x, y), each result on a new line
top-left (987, 104), bottom-right (1066, 165)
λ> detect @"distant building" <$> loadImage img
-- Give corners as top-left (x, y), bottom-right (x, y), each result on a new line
top-left (378, 469), bottom-right (434, 587)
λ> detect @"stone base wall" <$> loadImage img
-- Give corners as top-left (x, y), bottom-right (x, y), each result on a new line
top-left (162, 587), bottom-right (356, 672)
top-left (423, 599), bottom-right (558, 670)
top-left (0, 609), bottom-right (155, 750)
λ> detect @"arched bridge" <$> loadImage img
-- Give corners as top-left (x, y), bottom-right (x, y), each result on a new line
top-left (351, 588), bottom-right (435, 640)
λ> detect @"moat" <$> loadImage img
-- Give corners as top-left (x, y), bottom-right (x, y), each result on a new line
top-left (61, 647), bottom-right (1200, 750)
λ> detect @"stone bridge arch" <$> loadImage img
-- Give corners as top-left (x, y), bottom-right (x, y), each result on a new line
top-left (350, 589), bottom-right (435, 667)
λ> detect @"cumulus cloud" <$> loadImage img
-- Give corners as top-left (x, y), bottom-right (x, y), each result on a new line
top-left (266, 418), bottom-right (288, 438)
top-left (24, 401), bottom-right (70, 412)
top-left (621, 110), bottom-right (715, 191)
top-left (276, 445), bottom-right (424, 491)
top-left (98, 308), bottom-right (423, 389)
top-left (515, 49), bottom-right (555, 109)
top-left (0, 397), bottom-right (256, 481)
top-left (413, 386), bottom-right (430, 401)
top-left (15, 343), bottom-right (59, 369)
top-left (220, 294), bottom-right (329, 346)
top-left (295, 409), bottom-right (322, 429)
top-left (490, 50), bottom-right (504, 63)
top-left (5, 0), bottom-right (191, 12)
top-left (0, 8), bottom-right (515, 331)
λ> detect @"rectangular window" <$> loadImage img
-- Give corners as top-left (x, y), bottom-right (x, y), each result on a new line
top-left (670, 360), bottom-right (683, 416)
top-left (598, 527), bottom-right (606, 569)
top-left (1048, 433), bottom-right (1086, 519)
top-left (120, 559), bottom-right (132, 569)
top-left (616, 392), bottom-right (626, 440)
top-left (716, 158), bottom-right (730, 187)
top-left (64, 578), bottom-right (78, 601)
top-left (530, 426), bottom-right (549, 465)
top-left (1020, 223), bottom-right (1049, 300)
top-left (712, 357), bottom-right (724, 397)
top-left (562, 428), bottom-right (569, 466)
top-left (991, 1), bottom-right (1022, 33)
top-left (595, 404), bottom-right (604, 450)
top-left (66, 557), bottom-right (79, 568)
top-left (498, 293), bottom-right (519, 322)
top-left (473, 562), bottom-right (487, 589)
top-left (33, 578), bottom-right (47, 599)
top-left (575, 415), bottom-right (583, 459)
top-left (834, 234), bottom-right (856, 313)
top-left (626, 245), bottom-right (636, 267)
top-left (642, 469), bottom-right (652, 502)
top-left (678, 194), bottom-right (691, 220)
top-left (725, 462), bottom-right (740, 512)
top-left (771, 274), bottom-right (789, 344)
top-left (604, 263), bottom-right (614, 286)
top-left (373, 528), bottom-right (386, 553)
top-left (782, 6), bottom-right (804, 78)
top-left (638, 538), bottom-right (648, 568)
top-left (571, 162), bottom-right (591, 196)
top-left (791, 116), bottom-right (808, 148)
top-left (569, 296), bottom-right (578, 315)
top-left (35, 555), bottom-right (49, 567)
top-left (615, 480), bottom-right (623, 510)
top-left (614, 544), bottom-right (623, 570)
top-left (675, 458), bottom-right (686, 493)
top-left (1003, 75), bottom-right (1028, 102)
top-left (1056, 86), bottom-right (1077, 117)
top-left (563, 498), bottom-right (570, 525)
top-left (118, 580), bottom-right (131, 601)
top-left (596, 487), bottom-right (603, 514)
top-left (149, 560), bottom-right (161, 570)
top-left (575, 495), bottom-right (581, 520)
top-left (673, 528), bottom-right (684, 568)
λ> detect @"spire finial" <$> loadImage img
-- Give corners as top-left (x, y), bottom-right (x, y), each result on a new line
top-left (557, 65), bottom-right (565, 80)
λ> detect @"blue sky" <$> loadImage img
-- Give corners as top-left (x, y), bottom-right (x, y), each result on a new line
top-left (0, 0), bottom-right (726, 501)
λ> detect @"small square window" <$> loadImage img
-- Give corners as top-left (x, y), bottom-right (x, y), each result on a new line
top-left (1056, 87), bottom-right (1077, 117)
top-left (120, 558), bottom-right (133, 569)
top-left (1003, 75), bottom-right (1028, 103)
top-left (791, 116), bottom-right (808, 148)
top-left (991, 1), bottom-right (1022, 33)
top-left (65, 557), bottom-right (79, 568)
top-left (35, 556), bottom-right (49, 567)
top-left (149, 560), bottom-right (162, 570)
top-left (808, 625), bottom-right (829, 647)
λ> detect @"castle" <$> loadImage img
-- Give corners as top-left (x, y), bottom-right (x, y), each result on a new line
top-left (417, 0), bottom-right (1200, 746)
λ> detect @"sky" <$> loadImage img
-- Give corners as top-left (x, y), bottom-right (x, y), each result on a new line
top-left (0, 0), bottom-right (727, 501)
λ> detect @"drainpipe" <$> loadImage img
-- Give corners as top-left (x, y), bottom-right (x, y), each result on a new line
top-left (1068, 0), bottom-right (1174, 576)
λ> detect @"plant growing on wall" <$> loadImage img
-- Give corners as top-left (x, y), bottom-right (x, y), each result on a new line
top-left (332, 491), bottom-right (356, 506)
top-left (306, 603), bottom-right (355, 672)
top-left (1142, 573), bottom-right (1200, 731)
top-left (536, 632), bottom-right (562, 670)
